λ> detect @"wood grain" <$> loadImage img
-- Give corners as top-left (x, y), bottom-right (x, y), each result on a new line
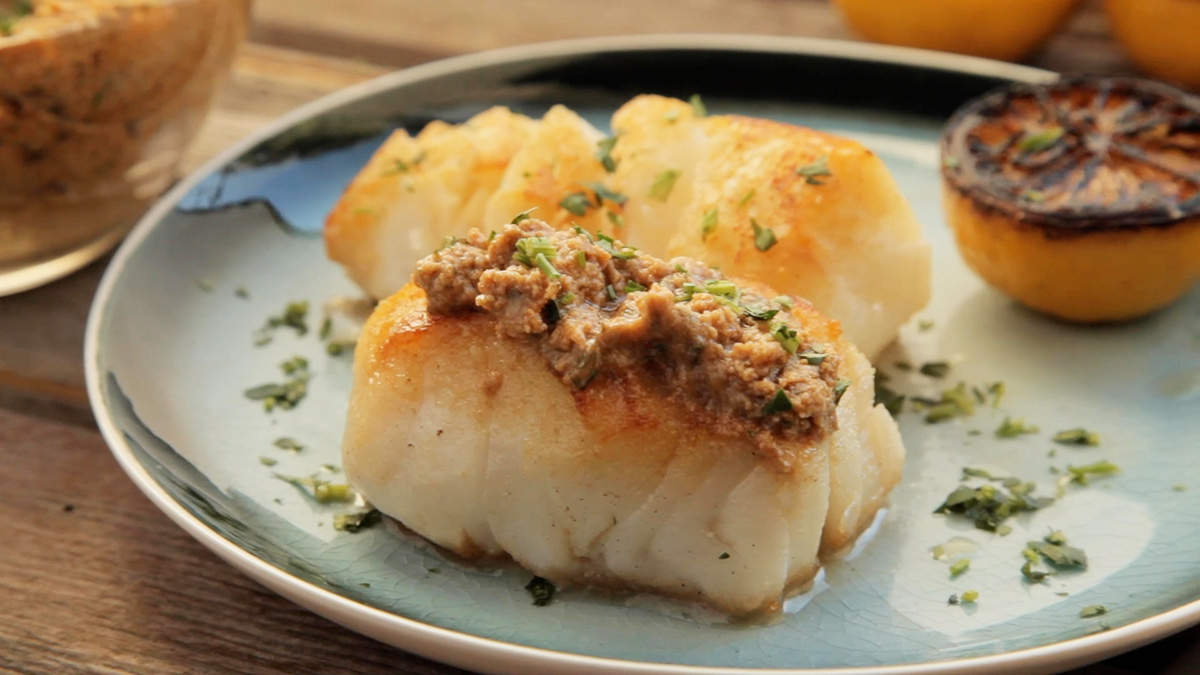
top-left (0, 3), bottom-right (1195, 674)
top-left (0, 407), bottom-right (467, 675)
top-left (249, 0), bottom-right (1140, 75)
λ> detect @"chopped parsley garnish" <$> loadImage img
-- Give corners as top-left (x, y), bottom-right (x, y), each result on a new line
top-left (796, 155), bottom-right (832, 185)
top-left (920, 361), bottom-right (951, 378)
top-left (770, 322), bottom-right (800, 354)
top-left (649, 169), bottom-right (681, 201)
top-left (625, 280), bottom-right (647, 293)
top-left (534, 253), bottom-right (560, 280)
top-left (575, 251), bottom-right (587, 268)
top-left (1066, 460), bottom-right (1120, 485)
top-left (1022, 190), bottom-right (1047, 203)
top-left (773, 295), bottom-right (793, 310)
top-left (833, 378), bottom-right (851, 405)
top-left (273, 473), bottom-right (354, 503)
top-left (798, 349), bottom-right (827, 365)
top-left (525, 576), bottom-right (556, 606)
top-left (737, 189), bottom-right (756, 208)
top-left (513, 236), bottom-right (558, 268)
top-left (1018, 126), bottom-right (1065, 153)
top-left (704, 279), bottom-right (738, 298)
top-left (511, 207), bottom-right (537, 224)
top-left (326, 341), bottom-right (355, 356)
top-left (949, 558), bottom-right (970, 577)
top-left (742, 304), bottom-right (779, 321)
top-left (1080, 605), bottom-right (1108, 619)
top-left (607, 211), bottom-right (625, 228)
top-left (918, 319), bottom-right (935, 331)
top-left (988, 381), bottom-right (1006, 408)
top-left (689, 93), bottom-right (707, 117)
top-left (935, 476), bottom-right (1052, 533)
top-left (333, 509), bottom-right (382, 533)
top-left (605, 284), bottom-right (617, 301)
top-left (196, 279), bottom-right (214, 292)
top-left (719, 552), bottom-right (731, 560)
top-left (273, 436), bottom-right (305, 452)
top-left (254, 300), bottom-right (310, 345)
top-left (381, 150), bottom-right (426, 175)
top-left (924, 383), bottom-right (976, 423)
top-left (875, 385), bottom-right (905, 416)
top-left (438, 235), bottom-right (459, 252)
top-left (319, 317), bottom-right (333, 341)
top-left (259, 456), bottom-right (278, 467)
top-left (751, 219), bottom-right (777, 251)
top-left (557, 292), bottom-right (575, 306)
top-left (281, 356), bottom-right (308, 375)
top-left (580, 181), bottom-right (628, 206)
top-left (595, 136), bottom-right (619, 173)
top-left (235, 285), bottom-right (250, 299)
top-left (595, 232), bottom-right (637, 259)
top-left (1024, 531), bottom-right (1088, 579)
top-left (1021, 560), bottom-right (1050, 583)
top-left (0, 0), bottom-right (32, 35)
top-left (245, 357), bottom-right (311, 412)
top-left (995, 417), bottom-right (1040, 438)
top-left (762, 388), bottom-right (794, 415)
top-left (559, 191), bottom-right (592, 216)
top-left (701, 207), bottom-right (718, 239)
top-left (1053, 428), bottom-right (1100, 446)
top-left (960, 590), bottom-right (979, 603)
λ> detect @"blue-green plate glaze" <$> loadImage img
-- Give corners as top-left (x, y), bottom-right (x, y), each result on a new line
top-left (85, 36), bottom-right (1200, 675)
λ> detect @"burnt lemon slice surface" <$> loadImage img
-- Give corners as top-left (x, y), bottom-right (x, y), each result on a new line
top-left (942, 76), bottom-right (1200, 323)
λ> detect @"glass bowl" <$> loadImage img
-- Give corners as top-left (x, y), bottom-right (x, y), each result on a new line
top-left (0, 0), bottom-right (251, 295)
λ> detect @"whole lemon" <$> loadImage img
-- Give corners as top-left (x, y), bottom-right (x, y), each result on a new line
top-left (1106, 0), bottom-right (1200, 89)
top-left (833, 0), bottom-right (1081, 62)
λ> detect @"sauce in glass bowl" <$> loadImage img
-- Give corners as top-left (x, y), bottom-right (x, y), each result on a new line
top-left (0, 0), bottom-right (250, 294)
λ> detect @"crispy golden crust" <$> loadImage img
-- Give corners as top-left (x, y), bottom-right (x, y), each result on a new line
top-left (324, 107), bottom-right (538, 298)
top-left (664, 110), bottom-right (930, 359)
top-left (325, 94), bottom-right (931, 357)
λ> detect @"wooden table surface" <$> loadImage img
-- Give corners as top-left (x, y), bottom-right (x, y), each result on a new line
top-left (2, 1), bottom-right (1197, 673)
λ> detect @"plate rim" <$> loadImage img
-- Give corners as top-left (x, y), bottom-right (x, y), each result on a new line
top-left (84, 33), bottom-right (1198, 675)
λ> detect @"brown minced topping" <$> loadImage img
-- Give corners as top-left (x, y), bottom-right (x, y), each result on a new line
top-left (413, 218), bottom-right (843, 466)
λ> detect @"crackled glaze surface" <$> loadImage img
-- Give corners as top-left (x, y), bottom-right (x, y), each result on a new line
top-left (87, 40), bottom-right (1200, 675)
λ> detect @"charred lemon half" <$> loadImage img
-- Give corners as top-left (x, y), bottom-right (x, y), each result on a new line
top-left (942, 77), bottom-right (1200, 323)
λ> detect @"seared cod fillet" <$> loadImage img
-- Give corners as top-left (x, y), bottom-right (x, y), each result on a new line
top-left (617, 96), bottom-right (931, 360)
top-left (325, 107), bottom-right (536, 299)
top-left (326, 95), bottom-right (931, 358)
top-left (342, 220), bottom-right (905, 616)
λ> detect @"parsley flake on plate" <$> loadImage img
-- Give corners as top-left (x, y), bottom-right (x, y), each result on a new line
top-left (751, 219), bottom-right (777, 251)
